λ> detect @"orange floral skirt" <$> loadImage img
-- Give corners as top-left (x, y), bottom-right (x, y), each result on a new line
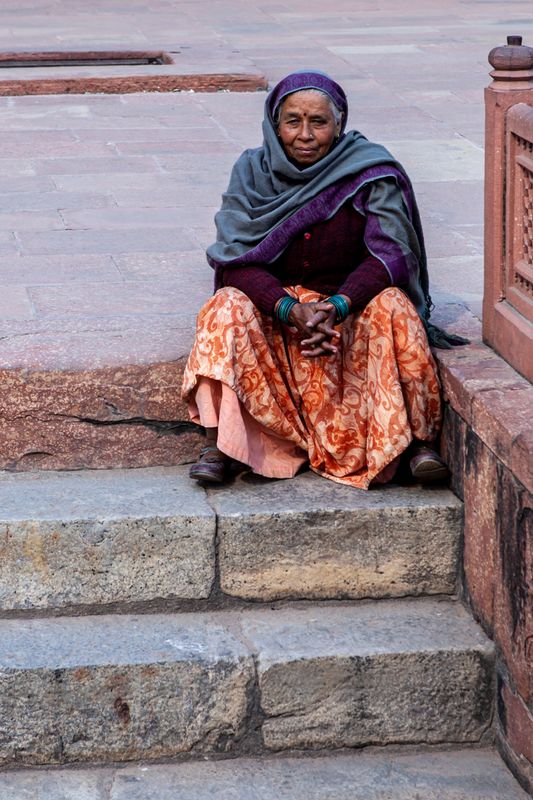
top-left (181, 286), bottom-right (442, 489)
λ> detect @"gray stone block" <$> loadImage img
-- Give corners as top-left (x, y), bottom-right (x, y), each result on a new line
top-left (239, 599), bottom-right (494, 751)
top-left (0, 768), bottom-right (112, 800)
top-left (0, 612), bottom-right (253, 765)
top-left (0, 467), bottom-right (215, 609)
top-left (212, 472), bottom-right (462, 601)
top-left (2, 749), bottom-right (528, 800)
top-left (0, 600), bottom-right (496, 766)
top-left (109, 750), bottom-right (529, 800)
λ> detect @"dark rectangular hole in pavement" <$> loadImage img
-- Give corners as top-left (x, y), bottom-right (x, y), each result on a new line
top-left (0, 51), bottom-right (174, 68)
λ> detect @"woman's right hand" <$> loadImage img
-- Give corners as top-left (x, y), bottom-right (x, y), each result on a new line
top-left (288, 301), bottom-right (340, 357)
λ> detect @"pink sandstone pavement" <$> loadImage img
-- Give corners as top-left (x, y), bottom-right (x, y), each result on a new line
top-left (0, 0), bottom-right (531, 472)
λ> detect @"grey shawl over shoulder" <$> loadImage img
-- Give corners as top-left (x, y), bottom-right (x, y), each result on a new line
top-left (206, 71), bottom-right (467, 348)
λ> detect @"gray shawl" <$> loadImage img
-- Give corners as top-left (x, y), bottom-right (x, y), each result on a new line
top-left (207, 71), bottom-right (467, 348)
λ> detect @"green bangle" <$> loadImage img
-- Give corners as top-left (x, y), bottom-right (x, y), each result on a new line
top-left (276, 296), bottom-right (298, 324)
top-left (326, 294), bottom-right (350, 323)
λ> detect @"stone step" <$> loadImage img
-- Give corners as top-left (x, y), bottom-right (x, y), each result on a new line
top-left (0, 468), bottom-right (462, 612)
top-left (0, 598), bottom-right (492, 766)
top-left (1, 749), bottom-right (528, 800)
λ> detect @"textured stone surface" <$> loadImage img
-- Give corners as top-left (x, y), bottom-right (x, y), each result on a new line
top-left (463, 431), bottom-right (499, 631)
top-left (0, 466), bottom-right (214, 610)
top-left (443, 406), bottom-right (533, 793)
top-left (0, 72), bottom-right (267, 97)
top-left (3, 749), bottom-right (528, 800)
top-left (0, 361), bottom-right (204, 471)
top-left (436, 344), bottom-right (528, 426)
top-left (0, 612), bottom-right (253, 765)
top-left (499, 678), bottom-right (533, 766)
top-left (0, 600), bottom-right (495, 766)
top-left (213, 472), bottom-right (462, 601)
top-left (440, 405), bottom-right (467, 501)
top-left (498, 677), bottom-right (533, 795)
top-left (0, 768), bottom-right (112, 800)
top-left (433, 313), bottom-right (533, 494)
top-left (493, 469), bottom-right (533, 705)
top-left (239, 599), bottom-right (494, 751)
top-left (472, 385), bottom-right (533, 495)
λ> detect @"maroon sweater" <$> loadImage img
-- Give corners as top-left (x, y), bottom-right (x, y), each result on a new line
top-left (221, 201), bottom-right (393, 315)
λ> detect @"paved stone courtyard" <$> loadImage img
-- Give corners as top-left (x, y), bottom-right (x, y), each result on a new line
top-left (2, 0), bottom-right (532, 372)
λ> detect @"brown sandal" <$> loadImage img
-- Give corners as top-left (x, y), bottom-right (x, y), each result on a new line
top-left (409, 445), bottom-right (449, 483)
top-left (189, 446), bottom-right (230, 484)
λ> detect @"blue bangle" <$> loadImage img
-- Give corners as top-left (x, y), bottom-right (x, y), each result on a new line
top-left (326, 294), bottom-right (351, 323)
top-left (276, 296), bottom-right (298, 324)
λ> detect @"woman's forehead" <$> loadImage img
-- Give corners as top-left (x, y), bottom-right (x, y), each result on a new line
top-left (280, 91), bottom-right (333, 115)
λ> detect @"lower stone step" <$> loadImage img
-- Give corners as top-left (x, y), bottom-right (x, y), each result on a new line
top-left (0, 598), bottom-right (493, 766)
top-left (0, 467), bottom-right (462, 611)
top-left (0, 749), bottom-right (528, 799)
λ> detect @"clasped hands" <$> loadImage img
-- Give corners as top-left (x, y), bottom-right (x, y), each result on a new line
top-left (287, 298), bottom-right (351, 358)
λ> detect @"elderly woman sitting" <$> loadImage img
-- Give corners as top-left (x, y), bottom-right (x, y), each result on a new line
top-left (182, 71), bottom-right (464, 489)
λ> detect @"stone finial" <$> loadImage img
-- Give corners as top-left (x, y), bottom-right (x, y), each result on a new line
top-left (488, 35), bottom-right (533, 82)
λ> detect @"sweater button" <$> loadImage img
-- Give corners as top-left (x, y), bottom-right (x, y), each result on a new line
top-left (304, 232), bottom-right (311, 240)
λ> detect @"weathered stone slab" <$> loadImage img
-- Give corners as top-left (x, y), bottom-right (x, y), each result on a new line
top-left (110, 749), bottom-right (529, 800)
top-left (0, 466), bottom-right (214, 610)
top-left (239, 599), bottom-right (494, 751)
top-left (0, 360), bottom-right (203, 472)
top-left (5, 748), bottom-right (527, 800)
top-left (0, 612), bottom-right (253, 765)
top-left (212, 472), bottom-right (462, 601)
top-left (463, 431), bottom-right (499, 632)
top-left (0, 768), bottom-right (112, 799)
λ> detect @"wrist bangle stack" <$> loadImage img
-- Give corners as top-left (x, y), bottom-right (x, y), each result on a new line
top-left (326, 294), bottom-right (351, 323)
top-left (276, 296), bottom-right (298, 324)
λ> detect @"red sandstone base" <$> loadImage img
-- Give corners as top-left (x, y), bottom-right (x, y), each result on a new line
top-left (0, 360), bottom-right (203, 471)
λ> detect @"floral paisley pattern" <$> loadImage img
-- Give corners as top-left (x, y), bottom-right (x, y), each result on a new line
top-left (182, 286), bottom-right (442, 489)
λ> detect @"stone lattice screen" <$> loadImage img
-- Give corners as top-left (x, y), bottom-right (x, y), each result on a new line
top-left (484, 101), bottom-right (533, 382)
top-left (507, 105), bottom-right (533, 325)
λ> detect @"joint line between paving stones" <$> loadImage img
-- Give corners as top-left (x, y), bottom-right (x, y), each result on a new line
top-left (193, 498), bottom-right (268, 756)
top-left (204, 488), bottom-right (224, 601)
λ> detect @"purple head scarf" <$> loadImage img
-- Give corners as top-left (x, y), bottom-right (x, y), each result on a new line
top-left (267, 70), bottom-right (349, 136)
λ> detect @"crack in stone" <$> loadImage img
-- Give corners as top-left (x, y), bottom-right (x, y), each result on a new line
top-left (58, 415), bottom-right (200, 435)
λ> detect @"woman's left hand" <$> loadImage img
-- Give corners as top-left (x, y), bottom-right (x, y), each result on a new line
top-left (288, 301), bottom-right (339, 357)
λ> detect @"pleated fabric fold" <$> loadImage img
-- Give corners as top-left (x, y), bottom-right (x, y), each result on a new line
top-left (181, 286), bottom-right (442, 490)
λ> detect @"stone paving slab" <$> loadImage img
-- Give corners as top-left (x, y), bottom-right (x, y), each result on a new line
top-left (0, 598), bottom-right (493, 765)
top-left (0, 749), bottom-right (529, 799)
top-left (0, 611), bottom-right (253, 765)
top-left (3, 0), bottom-right (529, 355)
top-left (239, 598), bottom-right (493, 750)
top-left (0, 466), bottom-right (215, 610)
top-left (0, 467), bottom-right (461, 611)
top-left (212, 471), bottom-right (462, 601)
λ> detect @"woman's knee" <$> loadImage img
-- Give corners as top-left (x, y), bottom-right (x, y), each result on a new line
top-left (216, 286), bottom-right (250, 303)
top-left (375, 287), bottom-right (409, 309)
top-left (201, 286), bottom-right (254, 315)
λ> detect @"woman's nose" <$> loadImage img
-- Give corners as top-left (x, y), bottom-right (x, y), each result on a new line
top-left (299, 121), bottom-right (313, 140)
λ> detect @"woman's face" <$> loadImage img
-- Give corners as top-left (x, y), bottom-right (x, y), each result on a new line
top-left (277, 91), bottom-right (341, 166)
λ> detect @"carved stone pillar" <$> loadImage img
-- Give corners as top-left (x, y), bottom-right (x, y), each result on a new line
top-left (483, 36), bottom-right (533, 381)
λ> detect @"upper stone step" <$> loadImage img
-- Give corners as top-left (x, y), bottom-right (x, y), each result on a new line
top-left (0, 467), bottom-right (462, 613)
top-left (1, 749), bottom-right (527, 800)
top-left (0, 598), bottom-right (493, 766)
